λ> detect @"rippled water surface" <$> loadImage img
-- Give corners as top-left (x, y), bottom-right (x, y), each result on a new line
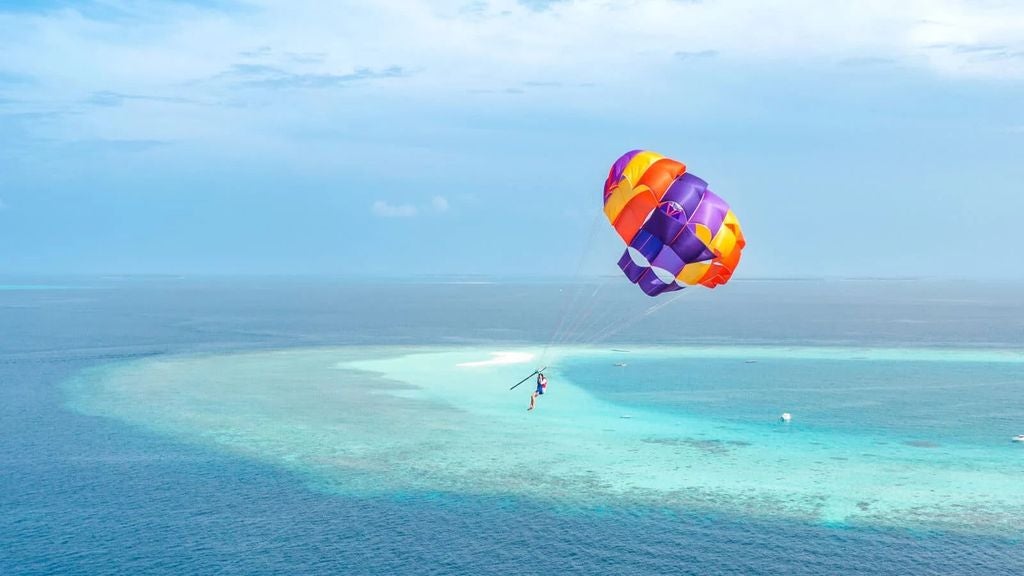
top-left (2, 278), bottom-right (1023, 575)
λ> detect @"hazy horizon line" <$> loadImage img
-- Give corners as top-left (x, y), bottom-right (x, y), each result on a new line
top-left (2, 273), bottom-right (1021, 283)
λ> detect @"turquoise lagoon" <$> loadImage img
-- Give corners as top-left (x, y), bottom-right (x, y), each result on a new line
top-left (67, 343), bottom-right (1024, 534)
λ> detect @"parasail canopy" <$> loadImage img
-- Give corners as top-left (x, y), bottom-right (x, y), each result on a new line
top-left (603, 149), bottom-right (746, 297)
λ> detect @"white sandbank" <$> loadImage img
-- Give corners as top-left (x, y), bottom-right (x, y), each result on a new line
top-left (455, 351), bottom-right (536, 367)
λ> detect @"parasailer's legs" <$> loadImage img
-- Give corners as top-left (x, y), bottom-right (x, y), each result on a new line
top-left (527, 373), bottom-right (547, 411)
top-left (528, 386), bottom-right (545, 411)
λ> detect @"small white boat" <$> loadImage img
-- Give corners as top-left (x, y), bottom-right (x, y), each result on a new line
top-left (1012, 435), bottom-right (1024, 443)
top-left (780, 412), bottom-right (792, 423)
top-left (614, 362), bottom-right (627, 367)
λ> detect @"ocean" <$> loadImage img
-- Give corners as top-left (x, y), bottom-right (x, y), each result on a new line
top-left (2, 277), bottom-right (1023, 575)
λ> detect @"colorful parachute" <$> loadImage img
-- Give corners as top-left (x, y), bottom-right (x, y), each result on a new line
top-left (603, 150), bottom-right (745, 296)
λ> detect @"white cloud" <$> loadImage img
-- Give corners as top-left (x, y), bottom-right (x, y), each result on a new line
top-left (3, 0), bottom-right (1024, 98)
top-left (238, 1), bottom-right (1022, 81)
top-left (431, 195), bottom-right (449, 212)
top-left (372, 196), bottom-right (450, 218)
top-left (1, 0), bottom-right (1022, 147)
top-left (371, 200), bottom-right (417, 218)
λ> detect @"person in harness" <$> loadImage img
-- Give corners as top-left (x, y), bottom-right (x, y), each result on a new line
top-left (528, 371), bottom-right (547, 411)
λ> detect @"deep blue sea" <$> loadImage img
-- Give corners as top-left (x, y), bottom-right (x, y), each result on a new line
top-left (2, 277), bottom-right (1023, 575)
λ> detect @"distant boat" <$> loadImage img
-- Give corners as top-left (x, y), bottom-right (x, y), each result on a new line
top-left (744, 360), bottom-right (757, 364)
top-left (614, 362), bottom-right (627, 367)
top-left (780, 413), bottom-right (792, 423)
top-left (1013, 435), bottom-right (1024, 443)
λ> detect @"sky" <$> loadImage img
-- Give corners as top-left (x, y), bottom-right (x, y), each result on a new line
top-left (1, 0), bottom-right (1023, 279)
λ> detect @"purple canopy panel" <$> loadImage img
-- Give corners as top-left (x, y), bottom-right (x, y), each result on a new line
top-left (633, 245), bottom-right (686, 297)
top-left (617, 228), bottom-right (689, 296)
top-left (669, 225), bottom-right (716, 264)
top-left (617, 251), bottom-right (645, 283)
top-left (644, 202), bottom-right (687, 245)
top-left (637, 270), bottom-right (683, 297)
top-left (604, 149), bottom-right (644, 198)
top-left (689, 189), bottom-right (728, 235)
top-left (651, 244), bottom-right (686, 278)
top-left (629, 230), bottom-right (663, 260)
top-left (617, 230), bottom-right (662, 282)
top-left (662, 173), bottom-right (707, 218)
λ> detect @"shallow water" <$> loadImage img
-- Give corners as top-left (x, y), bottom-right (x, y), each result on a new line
top-left (4, 278), bottom-right (1024, 574)
top-left (66, 345), bottom-right (1024, 534)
